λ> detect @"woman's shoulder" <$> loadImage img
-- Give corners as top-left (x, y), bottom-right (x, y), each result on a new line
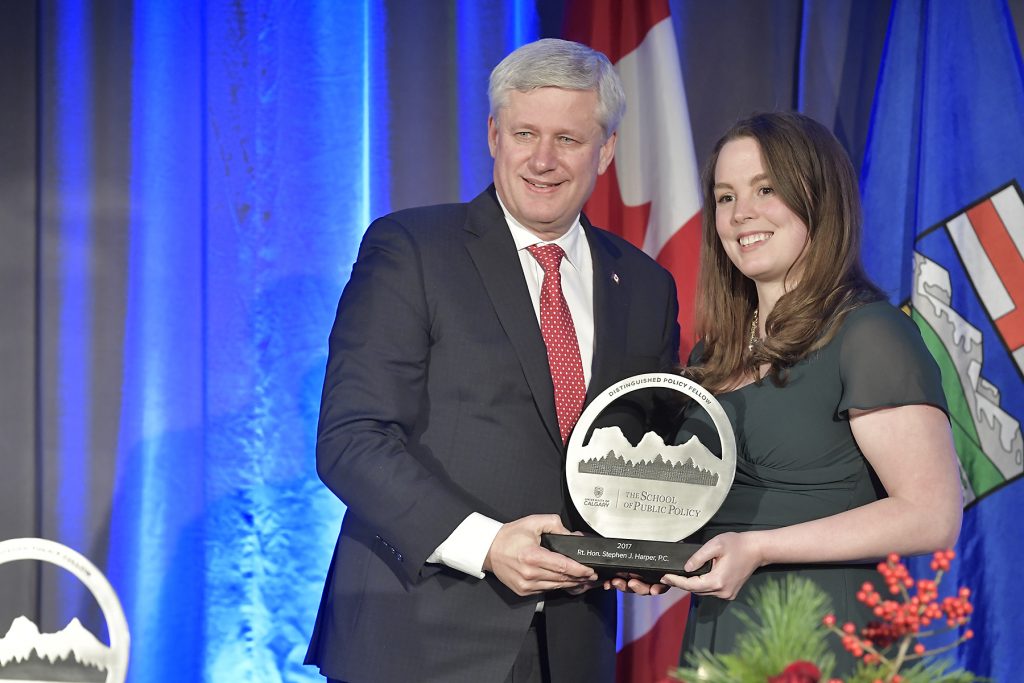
top-left (843, 298), bottom-right (902, 322)
top-left (832, 298), bottom-right (947, 414)
top-left (834, 298), bottom-right (937, 371)
top-left (836, 299), bottom-right (918, 342)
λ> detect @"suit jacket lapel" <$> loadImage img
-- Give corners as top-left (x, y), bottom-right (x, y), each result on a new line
top-left (585, 218), bottom-right (628, 404)
top-left (464, 188), bottom-right (563, 448)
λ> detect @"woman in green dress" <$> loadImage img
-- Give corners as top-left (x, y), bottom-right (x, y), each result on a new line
top-left (659, 112), bottom-right (963, 673)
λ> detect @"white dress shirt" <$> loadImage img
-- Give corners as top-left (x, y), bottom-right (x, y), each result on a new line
top-left (425, 201), bottom-right (595, 578)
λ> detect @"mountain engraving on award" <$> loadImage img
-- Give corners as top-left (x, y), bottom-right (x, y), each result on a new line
top-left (577, 429), bottom-right (720, 486)
top-left (0, 616), bottom-right (110, 681)
top-left (577, 428), bottom-right (725, 487)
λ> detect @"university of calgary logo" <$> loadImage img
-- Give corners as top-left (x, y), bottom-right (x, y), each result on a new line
top-left (909, 181), bottom-right (1024, 503)
top-left (593, 486), bottom-right (604, 498)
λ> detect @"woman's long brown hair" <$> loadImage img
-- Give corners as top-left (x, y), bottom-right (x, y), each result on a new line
top-left (687, 112), bottom-right (884, 392)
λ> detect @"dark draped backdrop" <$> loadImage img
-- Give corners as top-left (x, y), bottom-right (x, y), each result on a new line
top-left (2, 1), bottom-right (1023, 681)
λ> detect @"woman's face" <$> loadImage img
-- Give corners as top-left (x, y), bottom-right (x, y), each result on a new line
top-left (712, 137), bottom-right (810, 290)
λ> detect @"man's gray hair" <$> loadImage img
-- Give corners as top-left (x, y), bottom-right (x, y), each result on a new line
top-left (488, 38), bottom-right (626, 138)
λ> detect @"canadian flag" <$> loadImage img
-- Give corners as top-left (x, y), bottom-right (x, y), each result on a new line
top-left (563, 1), bottom-right (702, 682)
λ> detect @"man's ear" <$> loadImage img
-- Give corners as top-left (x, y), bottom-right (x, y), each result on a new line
top-left (598, 131), bottom-right (617, 174)
top-left (487, 115), bottom-right (499, 158)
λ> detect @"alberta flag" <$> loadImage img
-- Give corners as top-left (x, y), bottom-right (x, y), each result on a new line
top-left (563, 1), bottom-right (701, 681)
top-left (860, 1), bottom-right (1024, 679)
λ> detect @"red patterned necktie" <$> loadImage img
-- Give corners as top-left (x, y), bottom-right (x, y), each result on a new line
top-left (527, 243), bottom-right (587, 444)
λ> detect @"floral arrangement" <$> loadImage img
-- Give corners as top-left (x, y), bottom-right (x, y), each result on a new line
top-left (818, 551), bottom-right (979, 682)
top-left (671, 551), bottom-right (984, 683)
top-left (672, 574), bottom-right (837, 683)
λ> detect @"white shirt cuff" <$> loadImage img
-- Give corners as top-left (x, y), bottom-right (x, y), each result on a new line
top-left (425, 512), bottom-right (503, 579)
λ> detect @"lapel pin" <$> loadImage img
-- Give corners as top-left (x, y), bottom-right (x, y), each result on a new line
top-left (611, 272), bottom-right (620, 284)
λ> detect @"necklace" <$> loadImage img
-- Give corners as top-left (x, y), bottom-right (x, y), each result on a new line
top-left (748, 309), bottom-right (759, 351)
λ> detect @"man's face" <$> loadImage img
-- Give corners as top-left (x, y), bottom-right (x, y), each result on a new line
top-left (488, 87), bottom-right (616, 240)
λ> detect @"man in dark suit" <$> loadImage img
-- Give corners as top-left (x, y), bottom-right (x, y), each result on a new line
top-left (306, 39), bottom-right (680, 683)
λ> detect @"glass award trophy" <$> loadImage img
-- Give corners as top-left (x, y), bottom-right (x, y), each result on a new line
top-left (542, 373), bottom-right (736, 582)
